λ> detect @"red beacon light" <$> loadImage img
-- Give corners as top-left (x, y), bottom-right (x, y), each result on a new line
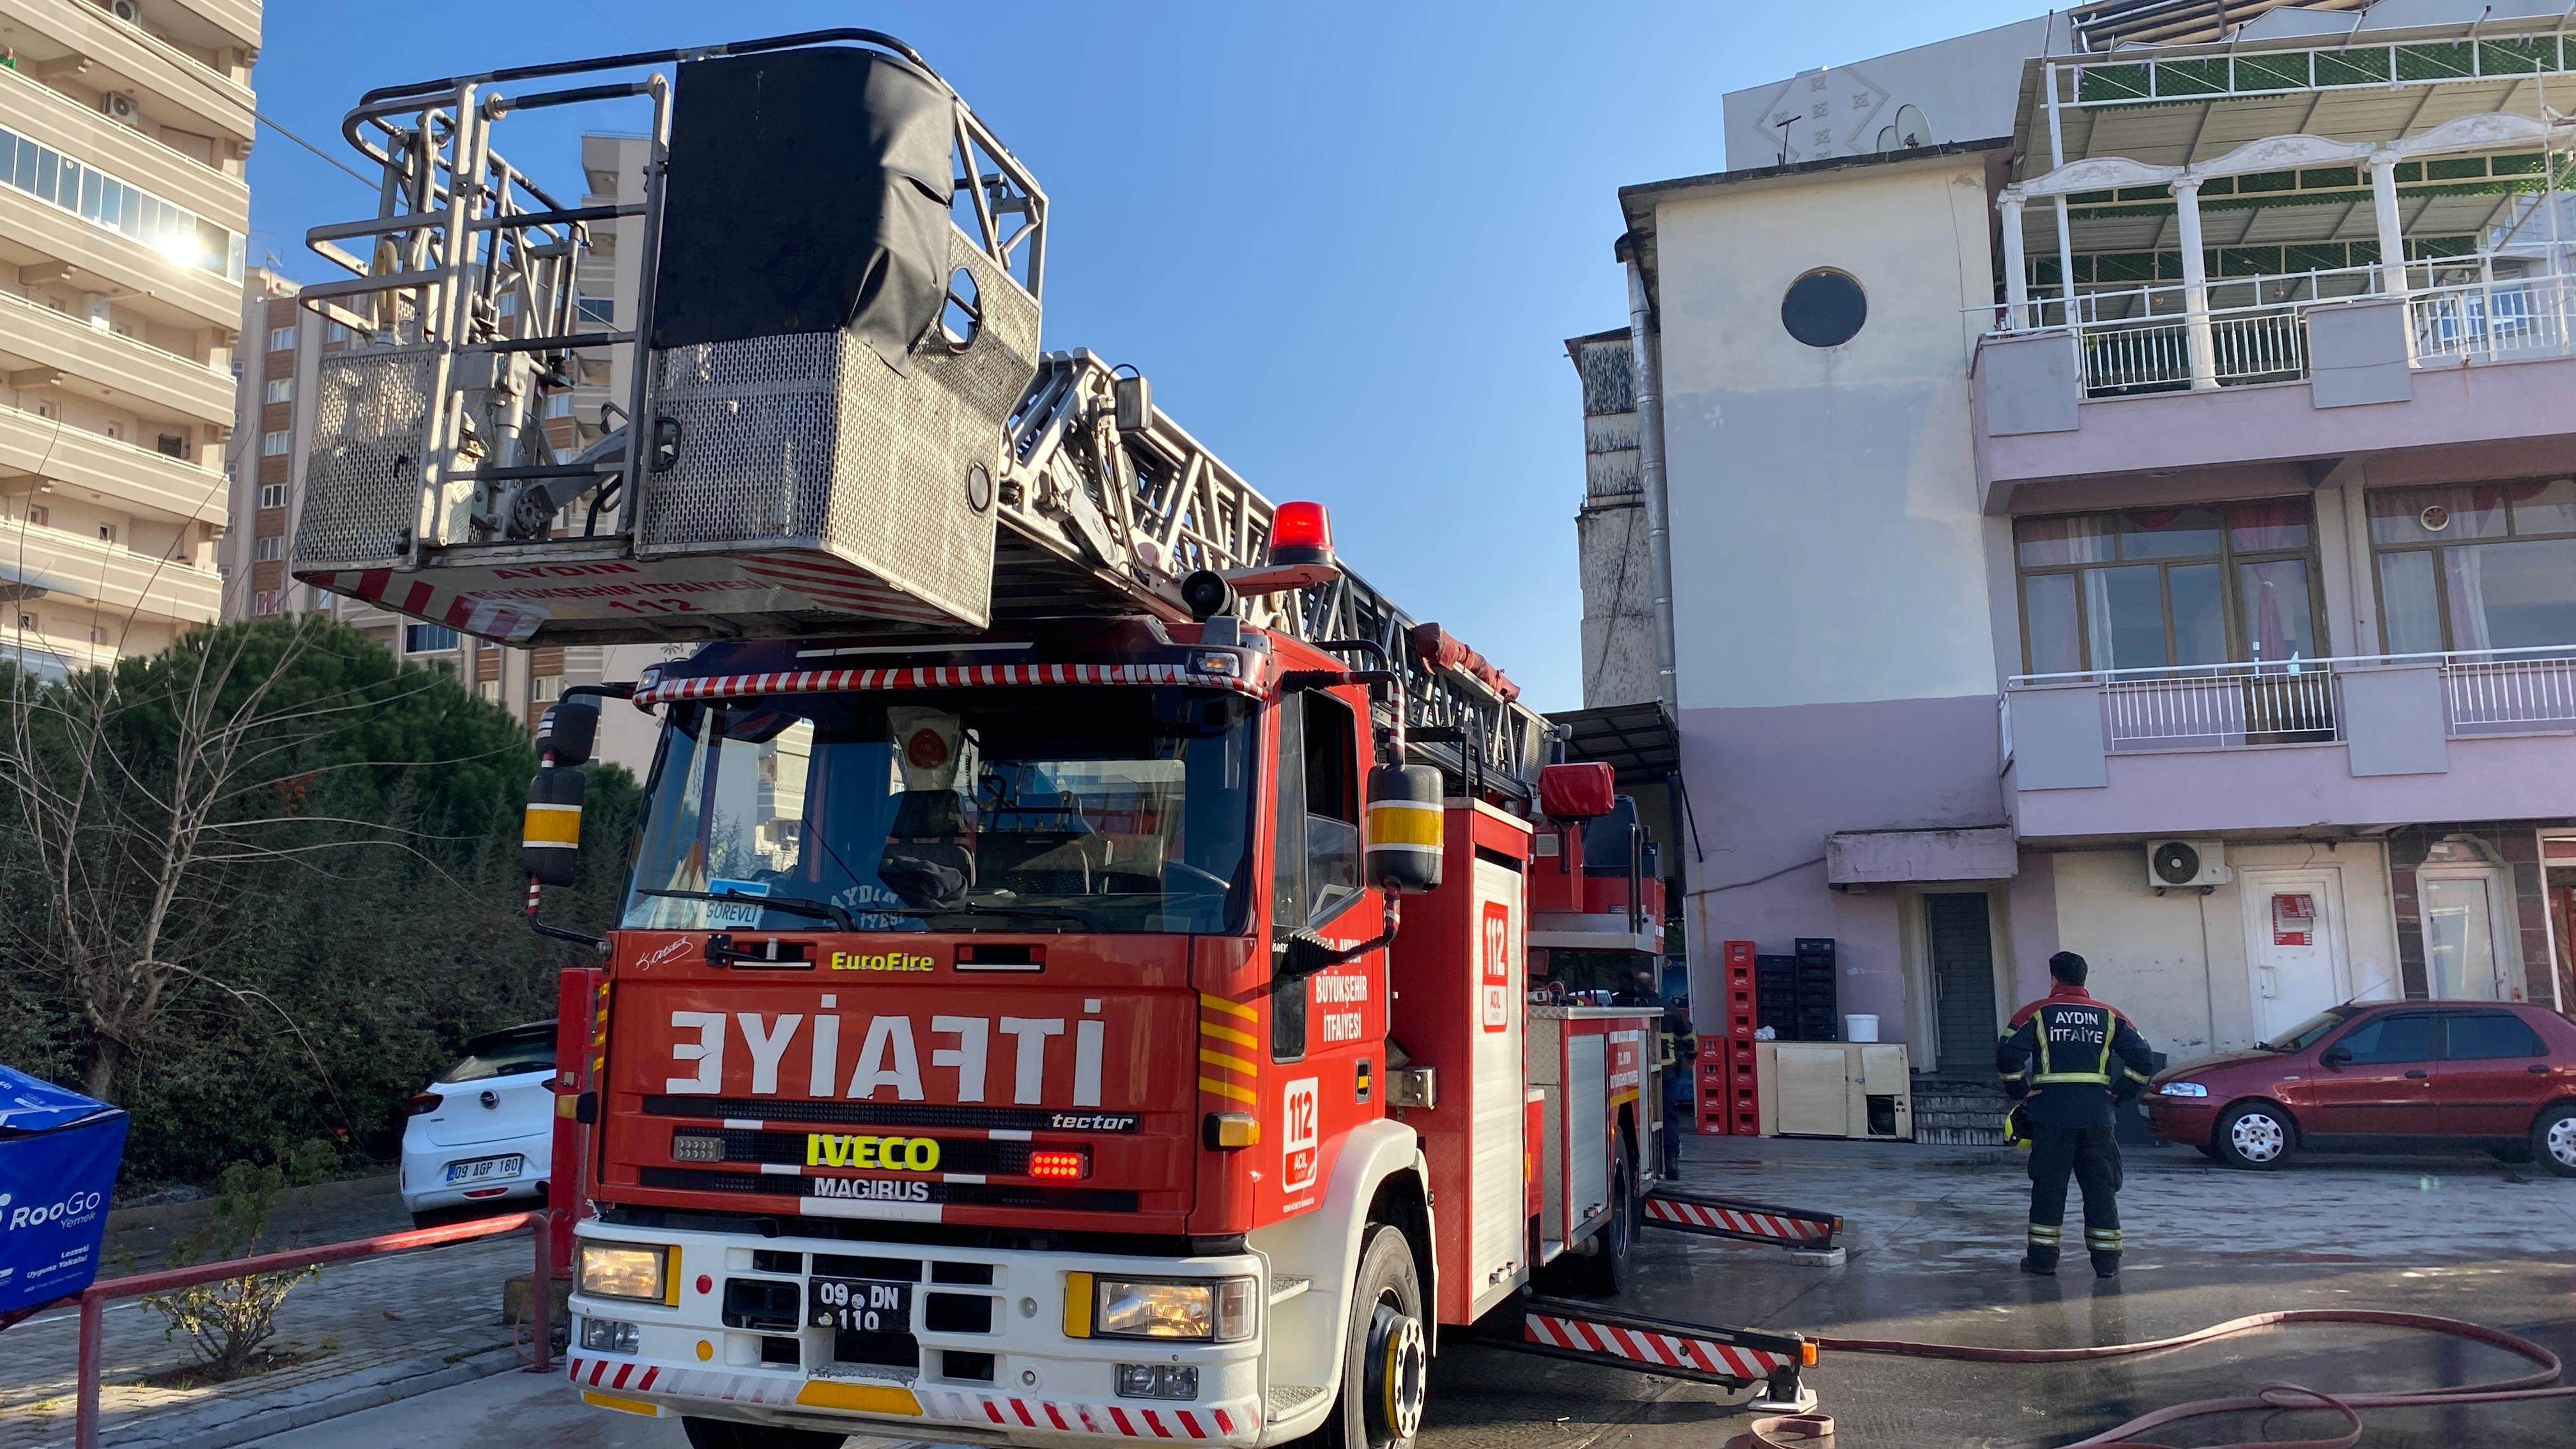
top-left (1267, 501), bottom-right (1337, 569)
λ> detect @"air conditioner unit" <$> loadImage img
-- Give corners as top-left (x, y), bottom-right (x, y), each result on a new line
top-left (2147, 839), bottom-right (2231, 892)
top-left (109, 0), bottom-right (143, 27)
top-left (101, 93), bottom-right (141, 128)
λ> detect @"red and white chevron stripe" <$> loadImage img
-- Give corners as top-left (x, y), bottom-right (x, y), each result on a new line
top-left (1522, 1312), bottom-right (1789, 1381)
top-left (565, 1354), bottom-right (666, 1394)
top-left (1644, 1196), bottom-right (1832, 1244)
top-left (913, 1387), bottom-right (1260, 1441)
top-left (634, 660), bottom-right (1267, 707)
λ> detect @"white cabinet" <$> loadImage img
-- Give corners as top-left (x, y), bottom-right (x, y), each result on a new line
top-left (1755, 1042), bottom-right (1912, 1140)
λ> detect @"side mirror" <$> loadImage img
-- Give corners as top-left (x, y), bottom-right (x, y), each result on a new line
top-left (1365, 763), bottom-right (1444, 894)
top-left (537, 697), bottom-right (601, 767)
top-left (521, 763), bottom-right (585, 887)
top-left (2320, 1045), bottom-right (2352, 1068)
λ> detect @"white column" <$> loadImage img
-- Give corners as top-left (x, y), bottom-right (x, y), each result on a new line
top-left (2174, 178), bottom-right (2217, 389)
top-left (2370, 152), bottom-right (2409, 297)
top-left (2000, 193), bottom-right (2030, 330)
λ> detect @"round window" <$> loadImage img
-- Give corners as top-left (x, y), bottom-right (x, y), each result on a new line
top-left (1781, 269), bottom-right (1867, 348)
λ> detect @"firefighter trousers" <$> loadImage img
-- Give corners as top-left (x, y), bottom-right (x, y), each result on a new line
top-left (2025, 1123), bottom-right (2123, 1266)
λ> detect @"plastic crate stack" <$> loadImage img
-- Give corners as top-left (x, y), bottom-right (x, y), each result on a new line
top-left (1698, 940), bottom-right (1760, 1135)
top-left (1793, 937), bottom-right (1840, 1043)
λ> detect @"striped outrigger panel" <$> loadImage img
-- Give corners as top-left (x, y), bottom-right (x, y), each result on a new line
top-left (1520, 1308), bottom-right (1797, 1383)
top-left (1641, 1192), bottom-right (1839, 1248)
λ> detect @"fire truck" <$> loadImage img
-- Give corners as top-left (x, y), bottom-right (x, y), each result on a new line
top-left (292, 30), bottom-right (1835, 1449)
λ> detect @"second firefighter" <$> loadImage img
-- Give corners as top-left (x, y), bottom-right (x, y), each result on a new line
top-left (1995, 951), bottom-right (2156, 1278)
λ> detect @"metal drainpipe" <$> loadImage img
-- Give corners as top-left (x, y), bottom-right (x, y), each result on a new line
top-left (1625, 254), bottom-right (1679, 711)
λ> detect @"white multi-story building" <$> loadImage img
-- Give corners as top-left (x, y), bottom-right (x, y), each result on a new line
top-left (1585, 0), bottom-right (2576, 1089)
top-left (0, 0), bottom-right (257, 677)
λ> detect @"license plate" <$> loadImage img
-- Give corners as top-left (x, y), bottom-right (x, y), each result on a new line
top-left (446, 1154), bottom-right (524, 1184)
top-left (809, 1277), bottom-right (911, 1334)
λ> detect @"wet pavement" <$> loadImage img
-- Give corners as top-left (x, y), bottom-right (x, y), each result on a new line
top-left (226, 1135), bottom-right (2576, 1449)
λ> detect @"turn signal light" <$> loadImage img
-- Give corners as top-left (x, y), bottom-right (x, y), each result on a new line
top-left (404, 1092), bottom-right (443, 1117)
top-left (1028, 1149), bottom-right (1087, 1181)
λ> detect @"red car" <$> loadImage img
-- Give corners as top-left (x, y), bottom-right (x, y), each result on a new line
top-left (2145, 1002), bottom-right (2576, 1176)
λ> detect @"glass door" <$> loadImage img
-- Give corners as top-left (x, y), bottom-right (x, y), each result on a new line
top-left (2419, 870), bottom-right (2507, 1000)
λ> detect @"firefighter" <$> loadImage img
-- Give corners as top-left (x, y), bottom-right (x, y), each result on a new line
top-left (1995, 951), bottom-right (2155, 1278)
top-left (1658, 993), bottom-right (1697, 1176)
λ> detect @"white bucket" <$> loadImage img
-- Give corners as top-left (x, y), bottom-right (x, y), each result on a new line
top-left (1845, 1014), bottom-right (1880, 1043)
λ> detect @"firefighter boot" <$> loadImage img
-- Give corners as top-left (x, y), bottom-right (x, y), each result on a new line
top-left (2021, 1223), bottom-right (2060, 1274)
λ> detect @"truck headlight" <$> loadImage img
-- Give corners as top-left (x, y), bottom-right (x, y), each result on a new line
top-left (579, 1317), bottom-right (641, 1353)
top-left (1069, 1274), bottom-right (1255, 1343)
top-left (2159, 1082), bottom-right (2209, 1098)
top-left (578, 1241), bottom-right (677, 1305)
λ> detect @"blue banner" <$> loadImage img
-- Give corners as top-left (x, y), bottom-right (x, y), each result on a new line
top-left (0, 1065), bottom-right (128, 1317)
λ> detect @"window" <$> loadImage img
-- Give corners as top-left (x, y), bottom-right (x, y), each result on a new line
top-left (2370, 480), bottom-right (2576, 655)
top-left (532, 675), bottom-right (564, 702)
top-left (258, 483), bottom-right (286, 510)
top-left (267, 325), bottom-right (296, 353)
top-left (326, 322), bottom-right (352, 343)
top-left (252, 535), bottom-right (282, 561)
top-left (2015, 499), bottom-right (2322, 675)
top-left (404, 623), bottom-right (460, 653)
top-left (1269, 691), bottom-right (1362, 937)
top-left (24, 504), bottom-right (47, 528)
top-left (15, 613), bottom-right (34, 632)
top-left (96, 523), bottom-right (116, 543)
top-left (477, 678), bottom-right (503, 704)
top-left (264, 378), bottom-right (292, 404)
top-left (261, 429), bottom-right (290, 457)
top-left (0, 124), bottom-right (245, 280)
top-left (1781, 269), bottom-right (1867, 348)
top-left (2440, 1011), bottom-right (2545, 1060)
top-left (543, 393), bottom-right (576, 418)
top-left (2332, 1012), bottom-right (2435, 1065)
top-left (156, 433), bottom-right (185, 458)
top-left (495, 291), bottom-right (519, 318)
top-left (576, 297), bottom-right (614, 326)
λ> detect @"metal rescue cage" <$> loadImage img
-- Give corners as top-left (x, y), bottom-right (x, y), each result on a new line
top-left (289, 30), bottom-right (1048, 641)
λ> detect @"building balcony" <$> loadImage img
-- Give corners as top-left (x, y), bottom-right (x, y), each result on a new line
top-left (0, 514), bottom-right (220, 627)
top-left (0, 286), bottom-right (233, 424)
top-left (165, 0), bottom-right (262, 52)
top-left (0, 62), bottom-right (246, 231)
top-left (20, 0), bottom-right (254, 143)
top-left (0, 187), bottom-right (240, 331)
top-left (0, 400), bottom-right (229, 526)
top-left (1974, 259), bottom-right (2576, 504)
top-left (2004, 651), bottom-right (2576, 839)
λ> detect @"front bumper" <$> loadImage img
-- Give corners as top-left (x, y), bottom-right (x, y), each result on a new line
top-left (2143, 1095), bottom-right (2218, 1146)
top-left (565, 1221), bottom-right (1266, 1446)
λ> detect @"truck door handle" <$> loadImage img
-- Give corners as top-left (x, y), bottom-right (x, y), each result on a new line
top-left (2404, 1070), bottom-right (2428, 1079)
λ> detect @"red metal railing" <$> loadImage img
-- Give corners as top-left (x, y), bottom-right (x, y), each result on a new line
top-left (75, 1209), bottom-right (551, 1449)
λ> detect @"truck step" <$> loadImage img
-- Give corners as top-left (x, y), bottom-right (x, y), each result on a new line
top-left (1268, 1275), bottom-right (1312, 1305)
top-left (1482, 1295), bottom-right (1814, 1395)
top-left (1265, 1384), bottom-right (1330, 1422)
top-left (1641, 1188), bottom-right (1841, 1251)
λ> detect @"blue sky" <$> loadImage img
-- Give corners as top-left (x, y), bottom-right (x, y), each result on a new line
top-left (249, 1), bottom-right (2020, 711)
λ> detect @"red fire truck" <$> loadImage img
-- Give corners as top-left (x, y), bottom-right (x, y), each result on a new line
top-left (292, 31), bottom-right (1833, 1449)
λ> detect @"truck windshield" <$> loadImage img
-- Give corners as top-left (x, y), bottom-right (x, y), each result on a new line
top-left (623, 686), bottom-right (1258, 935)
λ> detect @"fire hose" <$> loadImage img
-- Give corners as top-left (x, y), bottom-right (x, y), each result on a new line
top-left (1728, 1308), bottom-right (2576, 1449)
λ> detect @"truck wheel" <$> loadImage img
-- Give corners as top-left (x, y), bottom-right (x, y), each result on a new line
top-left (1569, 1142), bottom-right (1636, 1297)
top-left (1315, 1225), bottom-right (1427, 1449)
top-left (681, 1416), bottom-right (846, 1449)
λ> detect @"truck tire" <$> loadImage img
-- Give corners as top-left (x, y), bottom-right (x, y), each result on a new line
top-left (681, 1416), bottom-right (847, 1449)
top-left (1307, 1225), bottom-right (1427, 1449)
top-left (1567, 1142), bottom-right (1636, 1297)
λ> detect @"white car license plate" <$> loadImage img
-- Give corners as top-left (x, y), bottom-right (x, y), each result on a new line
top-left (447, 1154), bottom-right (524, 1184)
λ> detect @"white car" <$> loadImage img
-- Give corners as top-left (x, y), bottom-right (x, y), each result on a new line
top-left (401, 1021), bottom-right (556, 1227)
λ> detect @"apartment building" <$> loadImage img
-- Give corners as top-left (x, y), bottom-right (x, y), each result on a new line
top-left (1586, 0), bottom-right (2576, 1077)
top-left (225, 134), bottom-right (671, 772)
top-left (0, 0), bottom-right (256, 678)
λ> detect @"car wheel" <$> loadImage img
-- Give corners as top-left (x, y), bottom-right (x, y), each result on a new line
top-left (681, 1416), bottom-right (846, 1449)
top-left (2212, 1103), bottom-right (2294, 1170)
top-left (2533, 1105), bottom-right (2576, 1179)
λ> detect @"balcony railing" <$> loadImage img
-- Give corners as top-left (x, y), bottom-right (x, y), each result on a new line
top-left (2009, 646), bottom-right (2576, 754)
top-left (1988, 254), bottom-right (2576, 396)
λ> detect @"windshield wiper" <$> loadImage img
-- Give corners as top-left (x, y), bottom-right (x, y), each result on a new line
top-left (917, 901), bottom-right (1108, 931)
top-left (636, 888), bottom-right (855, 933)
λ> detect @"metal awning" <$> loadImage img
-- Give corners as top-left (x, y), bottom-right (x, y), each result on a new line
top-left (1549, 700), bottom-right (1679, 787)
